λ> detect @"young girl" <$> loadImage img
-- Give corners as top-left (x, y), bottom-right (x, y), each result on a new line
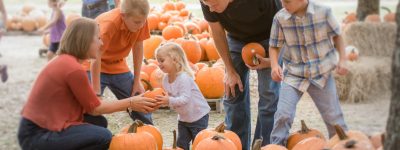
top-left (38, 0), bottom-right (66, 61)
top-left (155, 42), bottom-right (211, 150)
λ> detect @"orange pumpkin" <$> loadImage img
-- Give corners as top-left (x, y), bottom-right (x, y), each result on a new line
top-left (242, 42), bottom-right (266, 66)
top-left (160, 13), bottom-right (172, 23)
top-left (142, 79), bottom-right (166, 99)
top-left (365, 14), bottom-right (381, 23)
top-left (292, 137), bottom-right (328, 150)
top-left (194, 18), bottom-right (209, 33)
top-left (327, 125), bottom-right (371, 148)
top-left (381, 6), bottom-right (395, 22)
top-left (158, 22), bottom-right (168, 31)
top-left (198, 38), bottom-right (209, 61)
top-left (147, 14), bottom-right (160, 31)
top-left (184, 21), bottom-right (201, 35)
top-left (178, 35), bottom-right (202, 64)
top-left (142, 59), bottom-right (159, 77)
top-left (175, 1), bottom-right (186, 11)
top-left (195, 65), bottom-right (225, 98)
top-left (195, 63), bottom-right (208, 72)
top-left (162, 25), bottom-right (184, 40)
top-left (149, 68), bottom-right (165, 89)
top-left (252, 139), bottom-right (287, 150)
top-left (205, 38), bottom-right (220, 61)
top-left (345, 45), bottom-right (359, 61)
top-left (163, 130), bottom-right (183, 150)
top-left (369, 133), bottom-right (384, 149)
top-left (42, 33), bottom-right (51, 47)
top-left (179, 9), bottom-right (189, 17)
top-left (21, 17), bottom-right (37, 32)
top-left (343, 11), bottom-right (357, 24)
top-left (109, 122), bottom-right (157, 150)
top-left (195, 135), bottom-right (237, 150)
top-left (162, 1), bottom-right (176, 12)
top-left (192, 123), bottom-right (241, 150)
top-left (66, 13), bottom-right (81, 27)
top-left (332, 139), bottom-right (374, 150)
top-left (287, 120), bottom-right (326, 150)
top-left (120, 120), bottom-right (163, 150)
top-left (140, 72), bottom-right (150, 91)
top-left (144, 35), bottom-right (163, 59)
top-left (22, 3), bottom-right (35, 15)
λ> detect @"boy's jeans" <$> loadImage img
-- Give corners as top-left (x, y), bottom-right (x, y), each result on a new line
top-left (224, 36), bottom-right (280, 150)
top-left (270, 74), bottom-right (348, 145)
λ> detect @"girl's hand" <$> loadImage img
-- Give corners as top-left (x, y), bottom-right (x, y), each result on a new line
top-left (271, 64), bottom-right (283, 82)
top-left (129, 94), bottom-right (159, 113)
top-left (336, 60), bottom-right (349, 76)
top-left (155, 95), bottom-right (169, 106)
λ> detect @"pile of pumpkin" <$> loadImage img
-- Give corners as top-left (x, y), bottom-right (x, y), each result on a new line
top-left (341, 6), bottom-right (395, 30)
top-left (5, 3), bottom-right (47, 32)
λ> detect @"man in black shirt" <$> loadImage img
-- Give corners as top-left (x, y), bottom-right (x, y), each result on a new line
top-left (200, 0), bottom-right (281, 149)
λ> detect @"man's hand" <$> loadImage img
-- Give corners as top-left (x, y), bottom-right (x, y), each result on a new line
top-left (224, 71), bottom-right (243, 98)
top-left (131, 81), bottom-right (145, 96)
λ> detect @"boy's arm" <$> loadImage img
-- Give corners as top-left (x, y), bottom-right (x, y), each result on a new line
top-left (333, 35), bottom-right (348, 75)
top-left (131, 41), bottom-right (145, 96)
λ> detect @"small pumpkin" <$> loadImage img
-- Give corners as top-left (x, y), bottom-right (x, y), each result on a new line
top-left (364, 14), bottom-right (381, 23)
top-left (292, 137), bottom-right (328, 150)
top-left (195, 135), bottom-right (237, 150)
top-left (242, 42), bottom-right (266, 66)
top-left (332, 139), bottom-right (374, 150)
top-left (162, 25), bottom-right (184, 40)
top-left (162, 1), bottom-right (176, 12)
top-left (175, 1), bottom-right (186, 11)
top-left (343, 11), bottom-right (357, 24)
top-left (163, 130), bottom-right (183, 150)
top-left (121, 120), bottom-right (163, 150)
top-left (287, 120), bottom-right (326, 150)
top-left (345, 45), bottom-right (359, 61)
top-left (327, 125), bottom-right (371, 148)
top-left (252, 139), bottom-right (287, 150)
top-left (142, 79), bottom-right (166, 99)
top-left (109, 121), bottom-right (157, 150)
top-left (369, 132), bottom-right (384, 149)
top-left (192, 122), bottom-right (241, 150)
top-left (381, 6), bottom-right (395, 22)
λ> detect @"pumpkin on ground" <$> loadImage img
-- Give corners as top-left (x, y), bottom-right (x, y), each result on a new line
top-left (286, 120), bottom-right (326, 150)
top-left (195, 65), bottom-right (224, 99)
top-left (327, 125), bottom-right (372, 148)
top-left (381, 6), bottom-right (395, 22)
top-left (144, 35), bottom-right (163, 59)
top-left (147, 14), bottom-right (160, 31)
top-left (252, 139), bottom-right (287, 150)
top-left (205, 38), bottom-right (220, 61)
top-left (109, 121), bottom-right (157, 150)
top-left (162, 25), bottom-right (184, 40)
top-left (120, 120), bottom-right (163, 150)
top-left (141, 59), bottom-right (159, 77)
top-left (292, 137), bottom-right (328, 150)
top-left (192, 122), bottom-right (241, 150)
top-left (195, 135), bottom-right (237, 150)
top-left (177, 35), bottom-right (202, 64)
top-left (242, 42), bottom-right (266, 66)
top-left (332, 139), bottom-right (374, 150)
top-left (21, 16), bottom-right (37, 32)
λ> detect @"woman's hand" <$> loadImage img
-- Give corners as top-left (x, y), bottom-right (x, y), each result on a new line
top-left (129, 94), bottom-right (159, 113)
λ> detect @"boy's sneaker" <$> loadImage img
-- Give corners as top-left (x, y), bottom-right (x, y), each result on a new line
top-left (0, 65), bottom-right (8, 83)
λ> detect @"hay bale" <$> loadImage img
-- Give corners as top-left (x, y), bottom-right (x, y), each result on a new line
top-left (343, 22), bottom-right (396, 57)
top-left (335, 56), bottom-right (391, 103)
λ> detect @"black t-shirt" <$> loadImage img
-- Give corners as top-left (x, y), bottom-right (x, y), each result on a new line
top-left (201, 0), bottom-right (281, 43)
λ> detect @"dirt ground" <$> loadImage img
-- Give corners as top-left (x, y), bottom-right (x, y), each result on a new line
top-left (0, 35), bottom-right (391, 149)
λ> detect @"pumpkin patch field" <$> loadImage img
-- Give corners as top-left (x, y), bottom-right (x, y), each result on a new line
top-left (0, 0), bottom-right (397, 149)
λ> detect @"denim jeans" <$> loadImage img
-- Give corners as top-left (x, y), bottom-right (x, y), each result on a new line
top-left (18, 117), bottom-right (112, 150)
top-left (224, 36), bottom-right (280, 150)
top-left (270, 74), bottom-right (348, 145)
top-left (97, 72), bottom-right (153, 124)
top-left (177, 114), bottom-right (209, 150)
top-left (81, 1), bottom-right (109, 19)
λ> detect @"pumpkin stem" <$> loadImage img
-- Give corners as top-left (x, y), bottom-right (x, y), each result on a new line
top-left (344, 140), bottom-right (357, 148)
top-left (215, 122), bottom-right (225, 133)
top-left (136, 119), bottom-right (145, 127)
top-left (299, 120), bottom-right (311, 134)
top-left (334, 124), bottom-right (348, 140)
top-left (128, 121), bottom-right (139, 133)
top-left (172, 130), bottom-right (177, 149)
top-left (381, 6), bottom-right (391, 13)
top-left (381, 133), bottom-right (385, 145)
top-left (252, 139), bottom-right (262, 150)
top-left (143, 59), bottom-right (149, 65)
top-left (211, 135), bottom-right (225, 141)
top-left (251, 49), bottom-right (260, 65)
top-left (141, 79), bottom-right (154, 91)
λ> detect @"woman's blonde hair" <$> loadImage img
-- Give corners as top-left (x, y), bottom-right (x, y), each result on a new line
top-left (155, 42), bottom-right (194, 78)
top-left (57, 17), bottom-right (97, 60)
top-left (120, 0), bottom-right (149, 17)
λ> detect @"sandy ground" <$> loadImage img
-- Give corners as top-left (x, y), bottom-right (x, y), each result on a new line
top-left (0, 35), bottom-right (391, 149)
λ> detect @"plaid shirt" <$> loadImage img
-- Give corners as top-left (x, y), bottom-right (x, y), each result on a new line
top-left (269, 1), bottom-right (340, 92)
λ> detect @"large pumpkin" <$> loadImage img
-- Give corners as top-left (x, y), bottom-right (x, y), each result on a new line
top-left (242, 42), bottom-right (266, 66)
top-left (21, 16), bottom-right (37, 32)
top-left (286, 120), bottom-right (326, 150)
top-left (144, 35), bottom-right (163, 59)
top-left (147, 14), bottom-right (160, 31)
top-left (163, 130), bottom-right (183, 150)
top-left (195, 135), bottom-right (237, 150)
top-left (120, 120), bottom-right (163, 150)
top-left (177, 35), bottom-right (202, 64)
top-left (162, 25), bottom-right (184, 40)
top-left (110, 121), bottom-right (157, 150)
top-left (327, 125), bottom-right (372, 148)
top-left (292, 137), bottom-right (328, 150)
top-left (192, 123), bottom-right (241, 150)
top-left (195, 65), bottom-right (224, 99)
top-left (252, 139), bottom-right (287, 150)
top-left (205, 38), bottom-right (220, 61)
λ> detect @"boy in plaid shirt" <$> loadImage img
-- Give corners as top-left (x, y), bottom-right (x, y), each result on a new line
top-left (266, 0), bottom-right (349, 145)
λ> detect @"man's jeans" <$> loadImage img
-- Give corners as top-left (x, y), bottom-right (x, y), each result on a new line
top-left (82, 0), bottom-right (109, 19)
top-left (224, 36), bottom-right (280, 150)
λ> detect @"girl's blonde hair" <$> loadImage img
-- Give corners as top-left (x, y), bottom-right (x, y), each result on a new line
top-left (155, 42), bottom-right (194, 78)
top-left (120, 0), bottom-right (149, 17)
top-left (57, 17), bottom-right (97, 60)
